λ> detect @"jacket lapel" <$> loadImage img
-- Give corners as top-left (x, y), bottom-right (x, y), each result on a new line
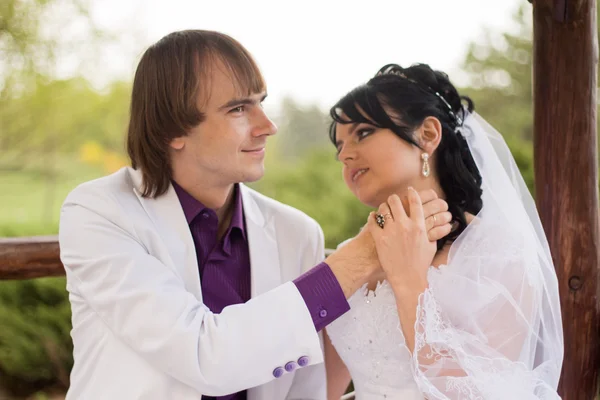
top-left (129, 168), bottom-right (202, 300)
top-left (240, 184), bottom-right (282, 298)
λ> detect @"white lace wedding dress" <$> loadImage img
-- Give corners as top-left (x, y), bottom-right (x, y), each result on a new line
top-left (326, 279), bottom-right (423, 399)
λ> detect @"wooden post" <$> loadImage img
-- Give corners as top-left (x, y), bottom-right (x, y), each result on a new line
top-left (533, 0), bottom-right (600, 398)
top-left (0, 236), bottom-right (64, 280)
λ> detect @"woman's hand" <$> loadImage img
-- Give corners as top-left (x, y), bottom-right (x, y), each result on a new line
top-left (367, 187), bottom-right (439, 295)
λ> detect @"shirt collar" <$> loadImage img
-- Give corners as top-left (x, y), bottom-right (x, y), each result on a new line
top-left (229, 184), bottom-right (246, 238)
top-left (172, 181), bottom-right (246, 238)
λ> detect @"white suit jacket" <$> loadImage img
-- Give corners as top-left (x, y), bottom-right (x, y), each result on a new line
top-left (59, 167), bottom-right (327, 400)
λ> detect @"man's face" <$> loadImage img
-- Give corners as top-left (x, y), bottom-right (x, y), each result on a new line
top-left (169, 60), bottom-right (277, 190)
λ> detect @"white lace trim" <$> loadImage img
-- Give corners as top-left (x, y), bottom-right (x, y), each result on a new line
top-left (412, 286), bottom-right (559, 400)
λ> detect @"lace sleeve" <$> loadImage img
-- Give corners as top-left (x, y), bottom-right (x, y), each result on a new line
top-left (410, 219), bottom-right (563, 400)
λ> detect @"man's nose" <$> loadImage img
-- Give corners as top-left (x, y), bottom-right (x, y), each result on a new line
top-left (252, 108), bottom-right (277, 137)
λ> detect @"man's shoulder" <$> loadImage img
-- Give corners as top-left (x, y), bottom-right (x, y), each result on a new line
top-left (63, 167), bottom-right (138, 208)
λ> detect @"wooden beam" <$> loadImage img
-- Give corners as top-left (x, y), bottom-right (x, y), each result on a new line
top-left (533, 0), bottom-right (600, 398)
top-left (0, 236), bottom-right (64, 280)
top-left (0, 235), bottom-right (336, 280)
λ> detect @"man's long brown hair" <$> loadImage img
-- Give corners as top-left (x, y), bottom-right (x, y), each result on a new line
top-left (127, 30), bottom-right (265, 198)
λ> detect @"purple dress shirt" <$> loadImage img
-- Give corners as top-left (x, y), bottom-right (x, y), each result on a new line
top-left (172, 182), bottom-right (349, 400)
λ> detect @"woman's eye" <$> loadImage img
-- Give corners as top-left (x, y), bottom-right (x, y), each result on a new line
top-left (356, 128), bottom-right (373, 139)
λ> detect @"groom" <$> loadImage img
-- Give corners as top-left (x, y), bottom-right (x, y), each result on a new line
top-left (59, 30), bottom-right (451, 400)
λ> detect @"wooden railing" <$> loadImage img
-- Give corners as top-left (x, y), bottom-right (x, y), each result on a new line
top-left (0, 236), bottom-right (64, 280)
top-left (0, 236), bottom-right (335, 280)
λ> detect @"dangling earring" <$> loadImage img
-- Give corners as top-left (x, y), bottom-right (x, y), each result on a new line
top-left (421, 153), bottom-right (430, 177)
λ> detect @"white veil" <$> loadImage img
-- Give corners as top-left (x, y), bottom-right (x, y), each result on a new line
top-left (411, 111), bottom-right (564, 399)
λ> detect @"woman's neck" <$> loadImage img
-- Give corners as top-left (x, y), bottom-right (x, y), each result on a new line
top-left (407, 175), bottom-right (445, 200)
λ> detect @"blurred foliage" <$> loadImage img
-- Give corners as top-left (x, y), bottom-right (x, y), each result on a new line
top-left (460, 5), bottom-right (535, 141)
top-left (0, 278), bottom-right (72, 396)
top-left (1, 78), bottom-right (130, 172)
top-left (1, 1), bottom-right (594, 398)
top-left (275, 97), bottom-right (331, 160)
top-left (0, 0), bottom-right (101, 100)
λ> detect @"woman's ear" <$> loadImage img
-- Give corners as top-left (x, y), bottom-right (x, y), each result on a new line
top-left (418, 116), bottom-right (442, 155)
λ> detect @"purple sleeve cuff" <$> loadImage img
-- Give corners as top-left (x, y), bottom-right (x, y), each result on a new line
top-left (293, 262), bottom-right (350, 332)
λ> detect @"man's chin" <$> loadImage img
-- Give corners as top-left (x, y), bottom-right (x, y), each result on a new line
top-left (240, 168), bottom-right (265, 183)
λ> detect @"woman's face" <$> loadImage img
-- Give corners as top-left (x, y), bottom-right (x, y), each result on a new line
top-left (335, 120), bottom-right (424, 208)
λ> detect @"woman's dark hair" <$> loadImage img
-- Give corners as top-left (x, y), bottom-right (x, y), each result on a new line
top-left (329, 63), bottom-right (483, 249)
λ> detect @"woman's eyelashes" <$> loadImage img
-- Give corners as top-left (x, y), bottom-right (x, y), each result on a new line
top-left (335, 126), bottom-right (376, 159)
top-left (356, 127), bottom-right (374, 140)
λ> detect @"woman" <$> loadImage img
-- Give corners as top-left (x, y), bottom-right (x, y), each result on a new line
top-left (324, 63), bottom-right (564, 399)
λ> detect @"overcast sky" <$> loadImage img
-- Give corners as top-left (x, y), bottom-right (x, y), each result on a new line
top-left (65, 0), bottom-right (525, 111)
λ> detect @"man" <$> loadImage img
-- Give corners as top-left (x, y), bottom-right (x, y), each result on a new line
top-left (59, 30), bottom-right (450, 400)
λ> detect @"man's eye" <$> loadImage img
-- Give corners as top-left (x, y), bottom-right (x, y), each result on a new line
top-left (230, 106), bottom-right (245, 113)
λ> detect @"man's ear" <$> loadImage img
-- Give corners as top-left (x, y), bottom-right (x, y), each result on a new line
top-left (169, 137), bottom-right (185, 150)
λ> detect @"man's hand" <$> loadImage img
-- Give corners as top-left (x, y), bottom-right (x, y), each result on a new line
top-left (325, 218), bottom-right (379, 298)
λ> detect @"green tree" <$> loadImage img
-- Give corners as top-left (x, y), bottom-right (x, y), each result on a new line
top-left (1, 78), bottom-right (130, 167)
top-left (0, 0), bottom-right (100, 95)
top-left (460, 5), bottom-right (535, 141)
top-left (1, 0), bottom-right (123, 169)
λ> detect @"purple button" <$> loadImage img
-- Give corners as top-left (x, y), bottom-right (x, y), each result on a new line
top-left (285, 361), bottom-right (297, 372)
top-left (297, 356), bottom-right (309, 367)
top-left (273, 367), bottom-right (285, 378)
top-left (319, 309), bottom-right (328, 318)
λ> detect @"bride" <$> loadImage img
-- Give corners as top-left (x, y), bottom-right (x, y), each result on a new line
top-left (323, 63), bottom-right (564, 399)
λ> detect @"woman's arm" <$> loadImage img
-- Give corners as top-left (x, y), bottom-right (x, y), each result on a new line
top-left (324, 328), bottom-right (352, 400)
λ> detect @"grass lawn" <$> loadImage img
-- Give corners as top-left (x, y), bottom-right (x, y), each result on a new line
top-left (0, 161), bottom-right (106, 237)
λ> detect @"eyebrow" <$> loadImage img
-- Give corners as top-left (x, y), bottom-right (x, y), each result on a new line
top-left (219, 93), bottom-right (268, 111)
